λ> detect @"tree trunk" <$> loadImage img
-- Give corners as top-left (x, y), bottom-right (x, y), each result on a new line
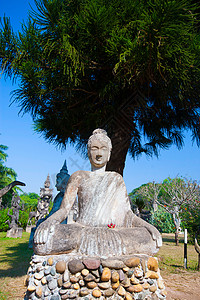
top-left (175, 230), bottom-right (179, 246)
top-left (106, 126), bottom-right (132, 176)
top-left (0, 181), bottom-right (26, 198)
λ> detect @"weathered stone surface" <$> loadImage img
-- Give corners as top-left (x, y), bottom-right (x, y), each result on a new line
top-left (158, 279), bottom-right (165, 289)
top-left (50, 267), bottom-right (56, 276)
top-left (48, 279), bottom-right (57, 290)
top-left (59, 289), bottom-right (68, 295)
top-left (149, 271), bottom-right (159, 279)
top-left (91, 269), bottom-right (100, 278)
top-left (63, 270), bottom-right (69, 282)
top-left (35, 286), bottom-right (43, 298)
top-left (123, 267), bottom-right (129, 272)
top-left (149, 285), bottom-right (157, 292)
top-left (34, 279), bottom-right (40, 286)
top-left (124, 257), bottom-right (140, 268)
top-left (118, 286), bottom-right (126, 296)
top-left (121, 277), bottom-right (130, 288)
top-left (127, 270), bottom-right (134, 278)
top-left (118, 269), bottom-right (125, 281)
top-left (127, 284), bottom-right (143, 293)
top-left (48, 257), bottom-right (54, 266)
top-left (130, 275), bottom-right (139, 284)
top-left (62, 281), bottom-right (71, 289)
top-left (56, 261), bottom-right (66, 274)
top-left (81, 269), bottom-right (89, 276)
top-left (80, 287), bottom-right (90, 296)
top-left (35, 272), bottom-right (44, 280)
top-left (84, 273), bottom-right (96, 282)
top-left (112, 281), bottom-right (120, 290)
top-left (104, 288), bottom-right (115, 297)
top-left (92, 289), bottom-right (101, 298)
top-left (70, 276), bottom-right (79, 283)
top-left (134, 268), bottom-right (143, 278)
top-left (83, 258), bottom-right (100, 270)
top-left (57, 276), bottom-right (63, 287)
top-left (73, 283), bottom-right (80, 290)
top-left (101, 267), bottom-right (111, 281)
top-left (79, 279), bottom-right (85, 286)
top-left (27, 285), bottom-right (36, 292)
top-left (143, 282), bottom-right (150, 289)
top-left (102, 259), bottom-right (125, 269)
top-left (147, 257), bottom-right (158, 272)
top-left (68, 259), bottom-right (84, 274)
top-left (125, 292), bottom-right (133, 300)
top-left (50, 295), bottom-right (61, 300)
top-left (87, 281), bottom-right (97, 289)
top-left (44, 267), bottom-right (51, 275)
top-left (98, 281), bottom-right (110, 289)
top-left (41, 277), bottom-right (47, 285)
top-left (111, 271), bottom-right (120, 283)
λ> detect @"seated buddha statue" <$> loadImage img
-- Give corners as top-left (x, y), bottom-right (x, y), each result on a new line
top-left (33, 129), bottom-right (162, 257)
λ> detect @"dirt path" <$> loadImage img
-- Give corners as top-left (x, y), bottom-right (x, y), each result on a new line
top-left (163, 271), bottom-right (200, 300)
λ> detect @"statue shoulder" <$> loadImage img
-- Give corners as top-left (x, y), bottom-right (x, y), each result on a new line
top-left (68, 170), bottom-right (88, 183)
top-left (110, 171), bottom-right (125, 182)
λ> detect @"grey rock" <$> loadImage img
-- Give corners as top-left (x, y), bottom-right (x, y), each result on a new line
top-left (44, 267), bottom-right (51, 275)
top-left (50, 295), bottom-right (61, 300)
top-left (118, 269), bottom-right (125, 281)
top-left (147, 279), bottom-right (155, 285)
top-left (50, 266), bottom-right (56, 276)
top-left (84, 273), bottom-right (95, 282)
top-left (101, 259), bottom-right (125, 269)
top-left (48, 279), bottom-right (57, 290)
top-left (127, 270), bottom-right (134, 277)
top-left (46, 275), bottom-right (53, 282)
top-left (104, 288), bottom-right (115, 297)
top-left (98, 281), bottom-right (111, 289)
top-left (91, 269), bottom-right (100, 278)
top-left (68, 259), bottom-right (84, 274)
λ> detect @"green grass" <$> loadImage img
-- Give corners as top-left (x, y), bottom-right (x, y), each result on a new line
top-left (156, 233), bottom-right (199, 274)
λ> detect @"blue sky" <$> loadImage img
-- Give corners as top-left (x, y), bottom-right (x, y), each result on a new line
top-left (0, 0), bottom-right (200, 196)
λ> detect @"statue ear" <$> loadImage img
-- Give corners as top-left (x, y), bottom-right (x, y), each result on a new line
top-left (107, 150), bottom-right (111, 162)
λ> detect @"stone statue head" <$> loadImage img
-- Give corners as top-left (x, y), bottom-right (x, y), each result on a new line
top-left (87, 129), bottom-right (112, 168)
top-left (56, 160), bottom-right (70, 192)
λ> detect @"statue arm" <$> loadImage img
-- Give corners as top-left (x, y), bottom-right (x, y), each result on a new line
top-left (34, 172), bottom-right (80, 244)
top-left (132, 214), bottom-right (162, 247)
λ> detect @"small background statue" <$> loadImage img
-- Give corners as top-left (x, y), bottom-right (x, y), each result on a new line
top-left (6, 192), bottom-right (23, 238)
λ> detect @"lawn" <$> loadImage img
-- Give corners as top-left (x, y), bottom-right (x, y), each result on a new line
top-left (0, 232), bottom-right (199, 299)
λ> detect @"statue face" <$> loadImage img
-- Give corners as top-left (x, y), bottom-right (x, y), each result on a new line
top-left (88, 139), bottom-right (110, 168)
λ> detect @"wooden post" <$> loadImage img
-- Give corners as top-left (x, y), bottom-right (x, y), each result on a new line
top-left (194, 237), bottom-right (200, 271)
top-left (184, 229), bottom-right (187, 269)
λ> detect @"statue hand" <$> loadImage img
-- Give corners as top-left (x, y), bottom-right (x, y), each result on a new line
top-left (34, 220), bottom-right (55, 244)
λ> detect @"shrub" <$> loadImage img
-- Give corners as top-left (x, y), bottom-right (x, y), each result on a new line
top-left (149, 206), bottom-right (175, 233)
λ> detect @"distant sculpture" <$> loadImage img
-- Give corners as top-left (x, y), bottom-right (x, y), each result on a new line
top-left (0, 180), bottom-right (25, 208)
top-left (47, 160), bottom-right (70, 222)
top-left (6, 192), bottom-right (23, 238)
top-left (34, 129), bottom-right (162, 256)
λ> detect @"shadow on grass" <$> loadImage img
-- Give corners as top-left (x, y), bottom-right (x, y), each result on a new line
top-left (0, 239), bottom-right (33, 278)
top-left (162, 235), bottom-right (184, 244)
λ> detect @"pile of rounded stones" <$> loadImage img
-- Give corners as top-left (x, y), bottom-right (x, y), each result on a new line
top-left (24, 254), bottom-right (167, 300)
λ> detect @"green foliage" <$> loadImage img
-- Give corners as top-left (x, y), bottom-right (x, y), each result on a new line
top-left (19, 210), bottom-right (29, 230)
top-left (0, 144), bottom-right (18, 206)
top-left (181, 201), bottom-right (200, 243)
top-left (0, 208), bottom-right (10, 232)
top-left (149, 206), bottom-right (175, 233)
top-left (1, 0), bottom-right (200, 173)
top-left (20, 192), bottom-right (39, 211)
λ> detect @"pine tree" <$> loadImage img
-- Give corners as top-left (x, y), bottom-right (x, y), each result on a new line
top-left (1, 0), bottom-right (200, 174)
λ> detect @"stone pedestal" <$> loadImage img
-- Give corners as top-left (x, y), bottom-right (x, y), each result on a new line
top-left (6, 227), bottom-right (23, 238)
top-left (24, 254), bottom-right (166, 300)
top-left (26, 225), bottom-right (35, 233)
